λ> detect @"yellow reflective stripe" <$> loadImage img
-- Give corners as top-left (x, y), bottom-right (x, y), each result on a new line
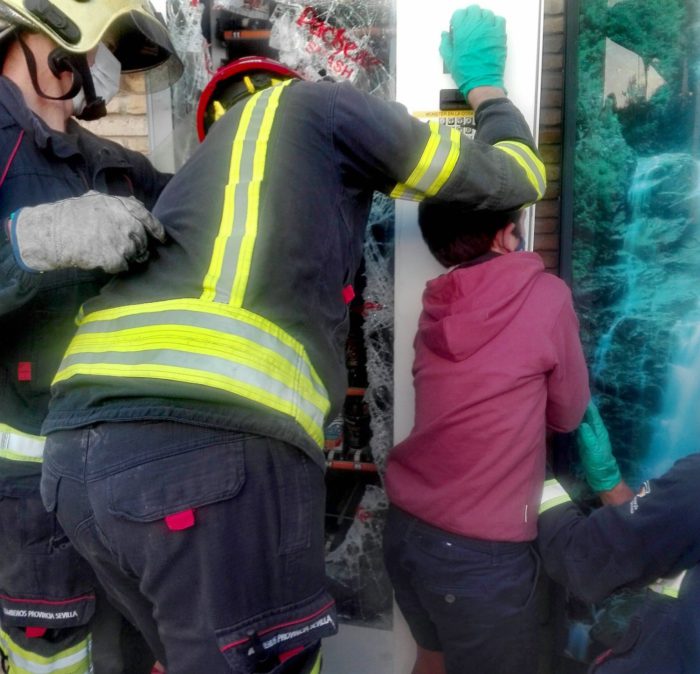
top-left (74, 298), bottom-right (325, 391)
top-left (310, 649), bottom-right (322, 674)
top-left (390, 122), bottom-right (460, 200)
top-left (650, 571), bottom-right (685, 599)
top-left (201, 80), bottom-right (293, 306)
top-left (424, 127), bottom-right (461, 197)
top-left (539, 479), bottom-right (572, 514)
top-left (390, 122), bottom-right (441, 199)
top-left (0, 449), bottom-right (42, 463)
top-left (55, 362), bottom-right (325, 447)
top-left (392, 185), bottom-right (423, 202)
top-left (230, 81), bottom-right (289, 307)
top-left (56, 299), bottom-right (329, 447)
top-left (0, 424), bottom-right (45, 463)
top-left (494, 140), bottom-right (547, 199)
top-left (0, 630), bottom-right (91, 674)
top-left (62, 325), bottom-right (327, 413)
top-left (201, 91), bottom-right (257, 302)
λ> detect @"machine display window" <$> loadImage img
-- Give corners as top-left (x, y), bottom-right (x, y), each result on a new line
top-left (556, 0), bottom-right (699, 667)
top-left (561, 0), bottom-right (700, 487)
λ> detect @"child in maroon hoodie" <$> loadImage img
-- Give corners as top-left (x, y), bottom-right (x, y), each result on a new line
top-left (383, 202), bottom-right (590, 674)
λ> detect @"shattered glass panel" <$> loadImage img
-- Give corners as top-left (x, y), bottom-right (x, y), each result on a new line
top-left (323, 193), bottom-right (394, 629)
top-left (363, 194), bottom-right (395, 476)
top-left (166, 0), bottom-right (213, 166)
top-left (325, 485), bottom-right (392, 627)
top-left (213, 0), bottom-right (273, 21)
top-left (269, 1), bottom-right (394, 98)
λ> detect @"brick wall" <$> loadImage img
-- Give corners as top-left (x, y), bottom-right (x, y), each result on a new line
top-left (535, 0), bottom-right (565, 273)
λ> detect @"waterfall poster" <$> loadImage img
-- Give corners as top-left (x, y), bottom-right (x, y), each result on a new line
top-left (569, 0), bottom-right (699, 487)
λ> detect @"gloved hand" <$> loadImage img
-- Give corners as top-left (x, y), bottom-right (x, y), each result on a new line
top-left (439, 5), bottom-right (507, 97)
top-left (577, 401), bottom-right (623, 492)
top-left (9, 191), bottom-right (166, 273)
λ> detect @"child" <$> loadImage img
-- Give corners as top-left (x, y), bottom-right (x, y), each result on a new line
top-left (384, 201), bottom-right (590, 674)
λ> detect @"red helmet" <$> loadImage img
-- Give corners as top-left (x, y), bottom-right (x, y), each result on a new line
top-left (196, 56), bottom-right (301, 141)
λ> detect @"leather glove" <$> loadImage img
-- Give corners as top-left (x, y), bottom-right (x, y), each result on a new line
top-left (577, 401), bottom-right (623, 492)
top-left (439, 5), bottom-right (507, 97)
top-left (9, 191), bottom-right (166, 273)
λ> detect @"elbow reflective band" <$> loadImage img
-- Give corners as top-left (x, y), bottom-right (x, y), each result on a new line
top-left (539, 478), bottom-right (572, 514)
top-left (0, 629), bottom-right (91, 674)
top-left (53, 299), bottom-right (330, 448)
top-left (0, 423), bottom-right (45, 463)
top-left (310, 649), bottom-right (322, 674)
top-left (493, 140), bottom-right (547, 200)
top-left (201, 79), bottom-right (293, 306)
top-left (650, 571), bottom-right (686, 599)
top-left (390, 121), bottom-right (461, 201)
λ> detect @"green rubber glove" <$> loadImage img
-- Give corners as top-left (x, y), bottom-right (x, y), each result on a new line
top-left (439, 5), bottom-right (507, 98)
top-left (577, 401), bottom-right (623, 492)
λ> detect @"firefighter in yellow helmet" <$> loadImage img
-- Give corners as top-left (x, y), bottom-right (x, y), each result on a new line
top-left (0, 0), bottom-right (181, 119)
top-left (0, 0), bottom-right (181, 672)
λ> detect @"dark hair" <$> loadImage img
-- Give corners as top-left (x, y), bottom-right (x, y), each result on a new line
top-left (0, 29), bottom-right (17, 68)
top-left (418, 200), bottom-right (522, 268)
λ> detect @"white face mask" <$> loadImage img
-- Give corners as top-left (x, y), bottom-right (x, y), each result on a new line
top-left (72, 43), bottom-right (122, 116)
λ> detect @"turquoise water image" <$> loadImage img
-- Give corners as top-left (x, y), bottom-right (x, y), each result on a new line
top-left (570, 0), bottom-right (699, 486)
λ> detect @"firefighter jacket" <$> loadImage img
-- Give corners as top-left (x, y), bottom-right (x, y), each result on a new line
top-left (0, 75), bottom-right (170, 488)
top-left (538, 455), bottom-right (700, 673)
top-left (44, 79), bottom-right (547, 467)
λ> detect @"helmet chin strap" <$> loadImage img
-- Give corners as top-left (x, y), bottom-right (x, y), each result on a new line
top-left (16, 34), bottom-right (106, 120)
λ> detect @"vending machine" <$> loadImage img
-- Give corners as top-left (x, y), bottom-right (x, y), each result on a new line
top-left (146, 1), bottom-right (544, 670)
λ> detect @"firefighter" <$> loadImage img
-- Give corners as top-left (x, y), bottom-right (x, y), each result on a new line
top-left (0, 0), bottom-right (181, 671)
top-left (39, 6), bottom-right (546, 673)
top-left (538, 412), bottom-right (700, 673)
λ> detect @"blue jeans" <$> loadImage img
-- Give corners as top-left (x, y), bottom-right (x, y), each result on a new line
top-left (42, 421), bottom-right (337, 674)
top-left (383, 505), bottom-right (540, 674)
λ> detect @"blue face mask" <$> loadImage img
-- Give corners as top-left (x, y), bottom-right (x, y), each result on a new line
top-left (515, 236), bottom-right (526, 252)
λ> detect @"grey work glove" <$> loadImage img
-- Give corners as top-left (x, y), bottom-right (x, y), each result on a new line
top-left (9, 191), bottom-right (166, 273)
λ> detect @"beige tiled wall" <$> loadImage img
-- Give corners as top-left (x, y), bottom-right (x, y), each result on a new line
top-left (78, 73), bottom-right (150, 155)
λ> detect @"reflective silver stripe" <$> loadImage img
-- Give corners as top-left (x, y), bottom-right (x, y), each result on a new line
top-left (55, 301), bottom-right (330, 446)
top-left (212, 85), bottom-right (277, 304)
top-left (407, 123), bottom-right (456, 195)
top-left (494, 140), bottom-right (547, 198)
top-left (650, 571), bottom-right (686, 599)
top-left (539, 479), bottom-right (571, 514)
top-left (0, 629), bottom-right (91, 674)
top-left (74, 309), bottom-right (327, 401)
top-left (391, 122), bottom-right (460, 200)
top-left (0, 423), bottom-right (45, 462)
top-left (58, 346), bottom-right (326, 433)
top-left (394, 185), bottom-right (424, 202)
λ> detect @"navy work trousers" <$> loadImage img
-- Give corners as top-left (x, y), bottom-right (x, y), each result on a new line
top-left (42, 422), bottom-right (337, 674)
top-left (383, 505), bottom-right (540, 674)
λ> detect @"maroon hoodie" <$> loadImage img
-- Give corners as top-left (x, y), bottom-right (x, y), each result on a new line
top-left (386, 252), bottom-right (589, 542)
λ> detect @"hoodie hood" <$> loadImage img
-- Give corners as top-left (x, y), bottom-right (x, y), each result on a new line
top-left (419, 251), bottom-right (545, 361)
